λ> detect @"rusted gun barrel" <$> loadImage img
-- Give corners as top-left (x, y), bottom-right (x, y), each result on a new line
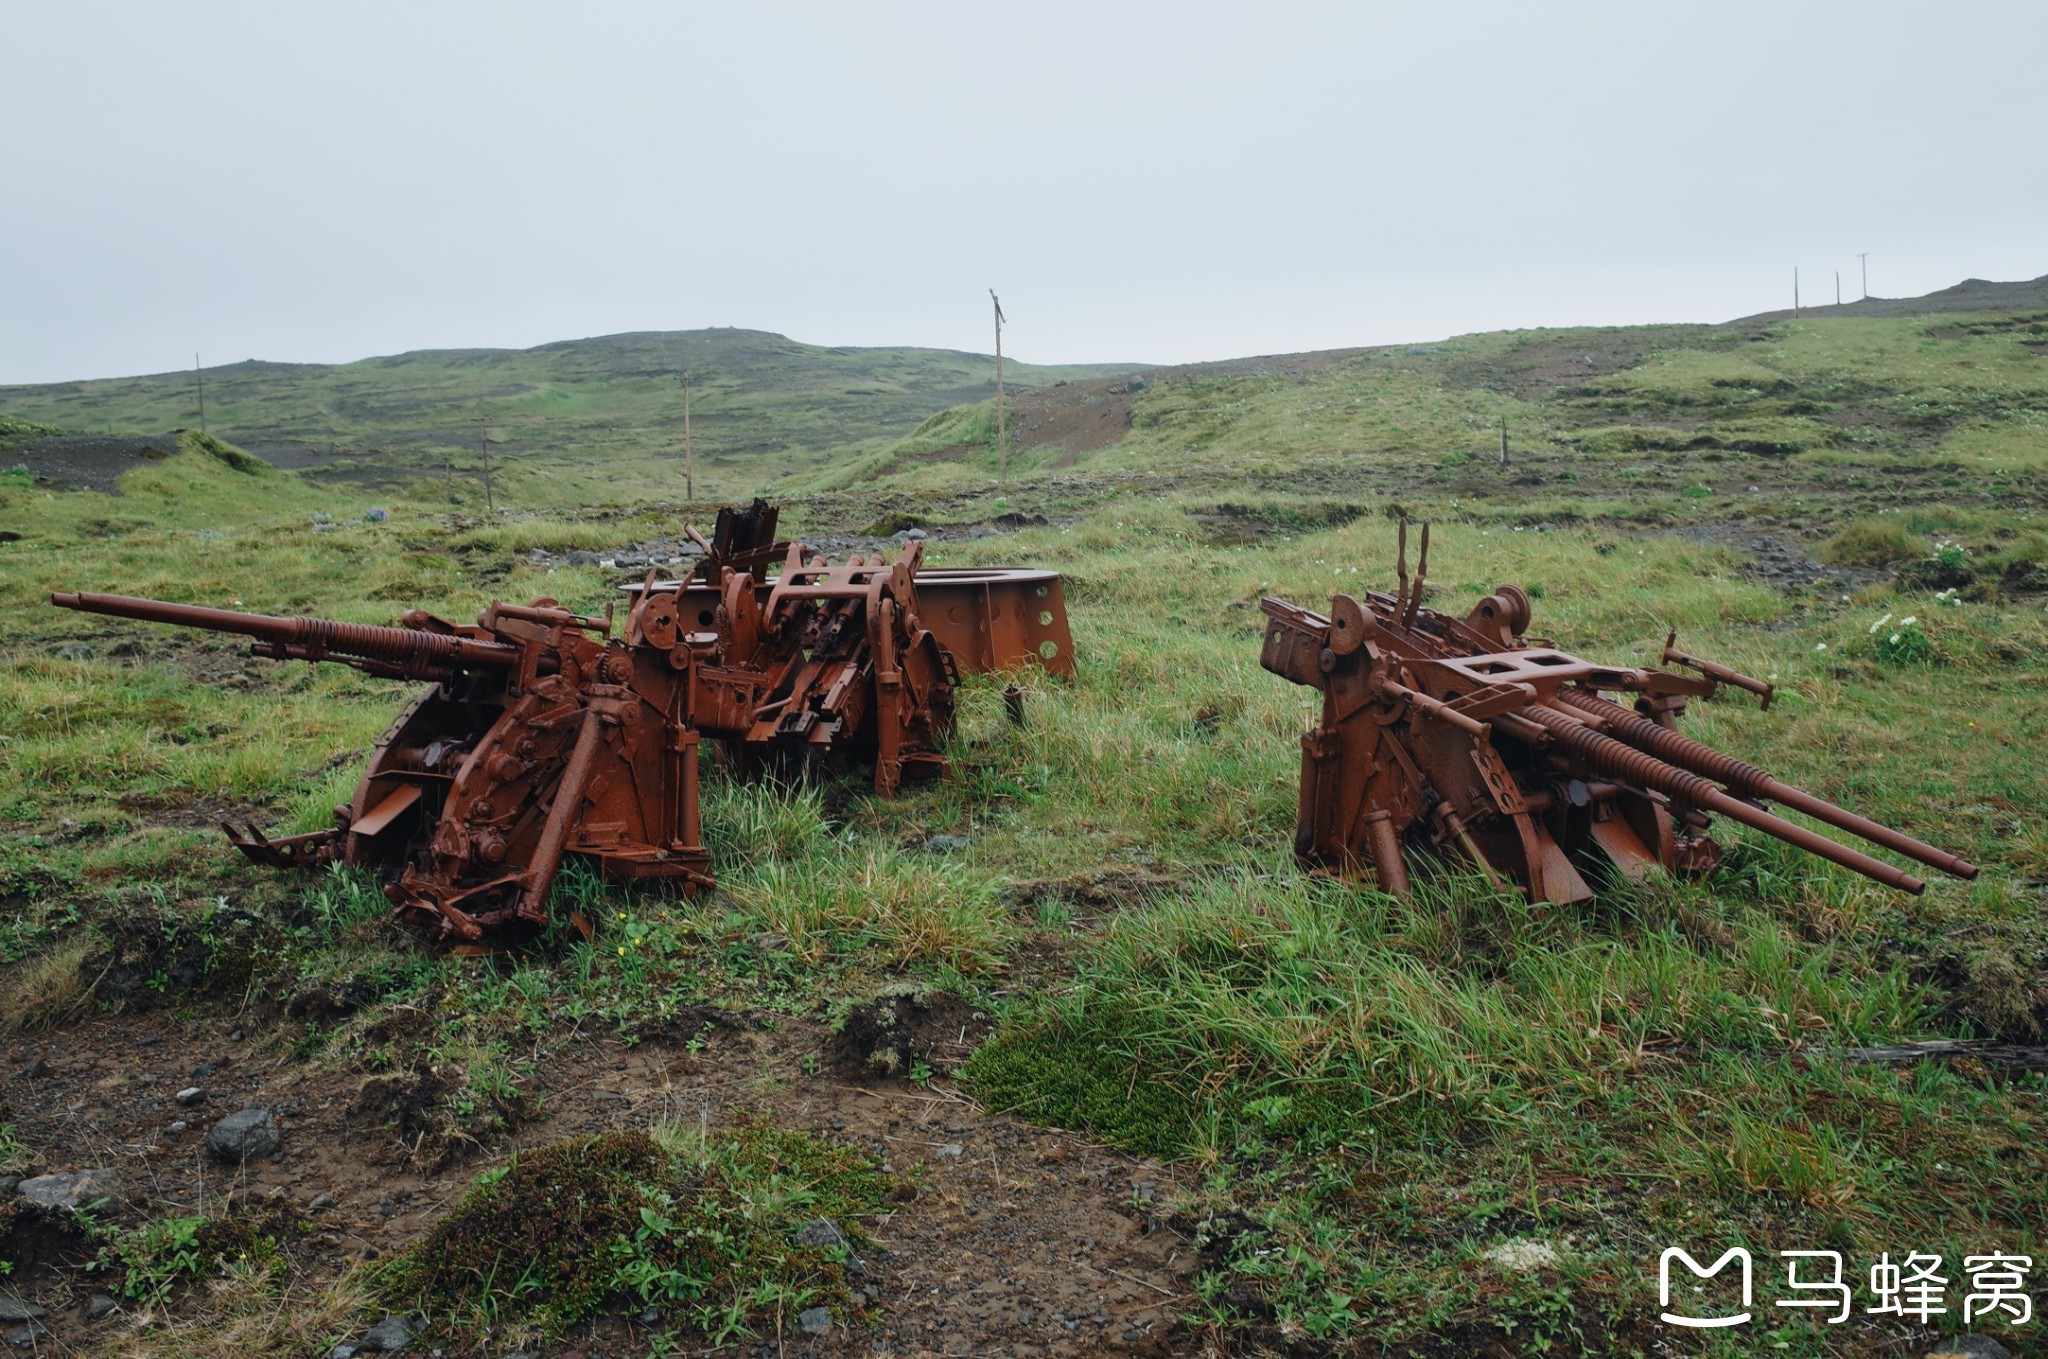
top-left (50, 591), bottom-right (524, 678)
top-left (1513, 704), bottom-right (1928, 894)
top-left (1550, 687), bottom-right (1978, 882)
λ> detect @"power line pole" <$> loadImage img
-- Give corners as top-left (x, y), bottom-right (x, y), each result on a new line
top-left (476, 416), bottom-right (496, 515)
top-left (1498, 415), bottom-right (1508, 469)
top-left (1836, 270), bottom-right (1841, 307)
top-left (194, 352), bottom-right (206, 435)
top-left (679, 371), bottom-right (693, 501)
top-left (1857, 252), bottom-right (1869, 299)
top-left (990, 289), bottom-right (1007, 484)
top-left (1793, 266), bottom-right (1800, 317)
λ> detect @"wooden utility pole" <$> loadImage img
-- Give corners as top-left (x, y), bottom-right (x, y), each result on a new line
top-left (476, 416), bottom-right (496, 514)
top-left (194, 353), bottom-right (206, 434)
top-left (1857, 252), bottom-right (1870, 299)
top-left (990, 290), bottom-right (1007, 483)
top-left (1793, 267), bottom-right (1800, 316)
top-left (1836, 271), bottom-right (1841, 306)
top-left (1498, 416), bottom-right (1509, 468)
top-left (679, 371), bottom-right (693, 501)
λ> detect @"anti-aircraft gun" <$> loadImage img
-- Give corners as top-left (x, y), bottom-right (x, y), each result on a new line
top-left (1258, 522), bottom-right (1977, 902)
top-left (53, 521), bottom-right (1074, 949)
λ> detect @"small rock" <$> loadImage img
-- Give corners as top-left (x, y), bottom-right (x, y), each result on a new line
top-left (205, 1108), bottom-right (281, 1164)
top-left (566, 550), bottom-right (601, 566)
top-left (85, 1294), bottom-right (116, 1321)
top-left (190, 1062), bottom-right (216, 1078)
top-left (311, 1192), bottom-right (338, 1211)
top-left (4, 1323), bottom-right (48, 1347)
top-left (905, 528), bottom-right (927, 541)
top-left (0, 1297), bottom-right (42, 1324)
top-left (167, 1121), bottom-right (187, 1134)
top-left (748, 932), bottom-right (789, 954)
top-left (637, 1307), bottom-right (660, 1325)
top-left (925, 834), bottom-right (971, 853)
top-left (16, 1168), bottom-right (123, 1210)
top-left (934, 1143), bottom-right (964, 1158)
top-left (360, 1314), bottom-right (413, 1351)
top-left (1925, 1340), bottom-right (2013, 1359)
top-left (794, 1218), bottom-right (849, 1251)
top-left (796, 1306), bottom-right (833, 1336)
top-left (1483, 1238), bottom-right (1561, 1272)
top-left (55, 644), bottom-right (93, 661)
top-left (229, 1028), bottom-right (244, 1042)
top-left (137, 1035), bottom-right (162, 1047)
top-left (366, 507), bottom-right (390, 522)
top-left (175, 1087), bottom-right (205, 1106)
top-left (328, 1346), bottom-right (359, 1359)
top-left (17, 1059), bottom-right (47, 1080)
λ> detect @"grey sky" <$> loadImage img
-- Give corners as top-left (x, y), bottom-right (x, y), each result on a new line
top-left (4, 1), bottom-right (2042, 384)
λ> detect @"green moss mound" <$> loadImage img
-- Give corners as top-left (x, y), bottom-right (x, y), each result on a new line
top-left (377, 1123), bottom-right (891, 1341)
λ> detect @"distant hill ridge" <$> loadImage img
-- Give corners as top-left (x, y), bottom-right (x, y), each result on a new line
top-left (1732, 272), bottom-right (2048, 324)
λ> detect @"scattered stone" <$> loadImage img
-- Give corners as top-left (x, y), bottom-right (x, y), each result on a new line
top-left (205, 1108), bottom-right (281, 1164)
top-left (748, 932), bottom-right (789, 954)
top-left (637, 1307), bottom-right (660, 1325)
top-left (925, 834), bottom-right (971, 853)
top-left (794, 1218), bottom-right (849, 1251)
top-left (905, 528), bottom-right (927, 541)
top-left (934, 1143), bottom-right (964, 1158)
top-left (137, 1035), bottom-right (162, 1047)
top-left (366, 507), bottom-right (390, 522)
top-left (359, 1314), bottom-right (414, 1351)
top-left (1483, 1238), bottom-right (1561, 1272)
top-left (167, 1121), bottom-right (188, 1134)
top-left (1132, 1180), bottom-right (1157, 1202)
top-left (85, 1294), bottom-right (117, 1321)
top-left (175, 1086), bottom-right (205, 1106)
top-left (0, 1297), bottom-right (43, 1324)
top-left (16, 1168), bottom-right (123, 1210)
top-left (190, 1062), bottom-right (217, 1078)
top-left (17, 1059), bottom-right (47, 1080)
top-left (55, 643), bottom-right (93, 661)
top-left (311, 1192), bottom-right (338, 1211)
top-left (328, 1346), bottom-right (359, 1359)
top-left (1925, 1340), bottom-right (2012, 1359)
top-left (229, 1028), bottom-right (244, 1042)
top-left (3, 1322), bottom-right (48, 1347)
top-left (797, 1306), bottom-right (833, 1336)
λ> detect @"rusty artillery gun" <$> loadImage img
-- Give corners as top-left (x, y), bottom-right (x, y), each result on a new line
top-left (52, 523), bottom-right (1073, 948)
top-left (1259, 522), bottom-right (1976, 902)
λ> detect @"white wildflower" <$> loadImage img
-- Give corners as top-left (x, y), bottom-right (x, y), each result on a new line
top-left (1814, 642), bottom-right (1829, 652)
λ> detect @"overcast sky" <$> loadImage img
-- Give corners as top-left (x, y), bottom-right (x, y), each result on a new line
top-left (3, 1), bottom-right (2043, 384)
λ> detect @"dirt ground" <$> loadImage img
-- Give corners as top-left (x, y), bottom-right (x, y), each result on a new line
top-left (3, 1001), bottom-right (1201, 1358)
top-left (3, 435), bottom-right (188, 494)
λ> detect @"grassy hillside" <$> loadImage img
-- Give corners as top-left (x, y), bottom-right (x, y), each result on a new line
top-left (823, 311), bottom-right (2048, 527)
top-left (1, 303), bottom-right (2044, 1358)
top-left (0, 329), bottom-right (1135, 506)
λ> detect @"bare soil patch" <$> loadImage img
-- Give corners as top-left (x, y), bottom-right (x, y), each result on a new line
top-left (2, 999), bottom-right (1200, 1357)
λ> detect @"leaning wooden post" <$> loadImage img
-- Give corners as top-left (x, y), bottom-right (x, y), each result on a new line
top-left (990, 289), bottom-right (1007, 485)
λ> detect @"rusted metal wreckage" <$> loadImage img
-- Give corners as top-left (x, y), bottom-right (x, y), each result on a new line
top-left (52, 501), bottom-right (1073, 947)
top-left (1259, 521), bottom-right (1976, 902)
